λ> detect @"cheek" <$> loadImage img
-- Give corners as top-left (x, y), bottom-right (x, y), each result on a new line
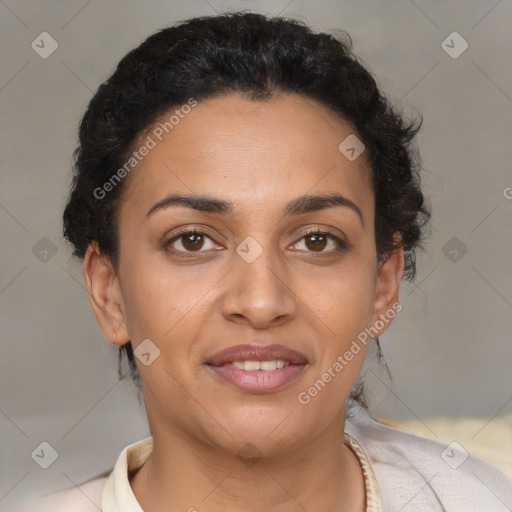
top-left (307, 261), bottom-right (377, 339)
top-left (117, 250), bottom-right (172, 342)
top-left (118, 253), bottom-right (216, 345)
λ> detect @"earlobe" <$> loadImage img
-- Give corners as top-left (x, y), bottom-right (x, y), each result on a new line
top-left (370, 245), bottom-right (405, 336)
top-left (82, 243), bottom-right (130, 346)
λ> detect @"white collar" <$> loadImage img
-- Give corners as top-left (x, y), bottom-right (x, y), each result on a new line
top-left (101, 429), bottom-right (382, 511)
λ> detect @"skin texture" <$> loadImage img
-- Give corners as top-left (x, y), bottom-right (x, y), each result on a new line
top-left (83, 93), bottom-right (404, 512)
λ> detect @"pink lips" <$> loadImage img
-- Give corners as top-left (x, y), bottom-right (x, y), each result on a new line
top-left (206, 344), bottom-right (308, 393)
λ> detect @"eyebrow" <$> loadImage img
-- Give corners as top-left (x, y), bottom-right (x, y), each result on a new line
top-left (146, 192), bottom-right (364, 227)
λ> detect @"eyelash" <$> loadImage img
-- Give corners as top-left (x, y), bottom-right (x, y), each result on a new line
top-left (163, 227), bottom-right (347, 257)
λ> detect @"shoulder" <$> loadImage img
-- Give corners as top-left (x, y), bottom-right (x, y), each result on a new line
top-left (346, 406), bottom-right (512, 511)
top-left (20, 475), bottom-right (108, 512)
top-left (20, 437), bottom-right (153, 512)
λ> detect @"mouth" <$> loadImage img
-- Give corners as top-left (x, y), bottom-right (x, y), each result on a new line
top-left (205, 344), bottom-right (308, 393)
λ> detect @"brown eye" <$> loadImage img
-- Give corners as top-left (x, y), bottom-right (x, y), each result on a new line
top-left (181, 232), bottom-right (205, 251)
top-left (165, 230), bottom-right (220, 254)
top-left (304, 233), bottom-right (328, 251)
top-left (289, 230), bottom-right (346, 255)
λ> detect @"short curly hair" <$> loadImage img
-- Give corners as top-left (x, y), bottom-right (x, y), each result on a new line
top-left (63, 11), bottom-right (430, 392)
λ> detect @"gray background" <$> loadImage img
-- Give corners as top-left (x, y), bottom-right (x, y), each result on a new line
top-left (1, 0), bottom-right (511, 507)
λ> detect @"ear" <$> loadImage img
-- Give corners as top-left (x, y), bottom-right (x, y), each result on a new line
top-left (370, 242), bottom-right (404, 337)
top-left (82, 242), bottom-right (130, 346)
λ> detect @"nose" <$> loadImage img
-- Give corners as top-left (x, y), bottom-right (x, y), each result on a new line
top-left (221, 246), bottom-right (297, 329)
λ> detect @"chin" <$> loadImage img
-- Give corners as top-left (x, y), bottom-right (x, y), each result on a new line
top-left (202, 405), bottom-right (311, 456)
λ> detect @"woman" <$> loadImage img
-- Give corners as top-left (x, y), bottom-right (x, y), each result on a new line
top-left (30, 11), bottom-right (511, 512)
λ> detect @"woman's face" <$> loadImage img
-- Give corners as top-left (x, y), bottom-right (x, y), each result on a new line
top-left (86, 92), bottom-right (403, 456)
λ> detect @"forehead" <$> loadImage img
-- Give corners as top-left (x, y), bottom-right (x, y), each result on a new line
top-left (119, 92), bottom-right (373, 220)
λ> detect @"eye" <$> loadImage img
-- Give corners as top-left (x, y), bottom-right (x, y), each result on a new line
top-left (163, 228), bottom-right (346, 256)
top-left (289, 229), bottom-right (346, 254)
top-left (164, 229), bottom-right (222, 254)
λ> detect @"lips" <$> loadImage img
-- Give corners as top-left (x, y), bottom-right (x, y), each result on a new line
top-left (205, 344), bottom-right (308, 393)
top-left (206, 344), bottom-right (308, 366)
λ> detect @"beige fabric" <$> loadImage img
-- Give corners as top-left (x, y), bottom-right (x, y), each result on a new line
top-left (100, 434), bottom-right (381, 511)
top-left (378, 414), bottom-right (512, 479)
top-left (22, 406), bottom-right (512, 511)
top-left (344, 433), bottom-right (383, 511)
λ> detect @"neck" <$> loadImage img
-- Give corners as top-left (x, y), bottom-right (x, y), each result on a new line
top-left (130, 415), bottom-right (366, 512)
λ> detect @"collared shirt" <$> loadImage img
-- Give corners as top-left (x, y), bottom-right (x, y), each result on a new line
top-left (26, 403), bottom-right (512, 511)
top-left (101, 433), bottom-right (383, 511)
